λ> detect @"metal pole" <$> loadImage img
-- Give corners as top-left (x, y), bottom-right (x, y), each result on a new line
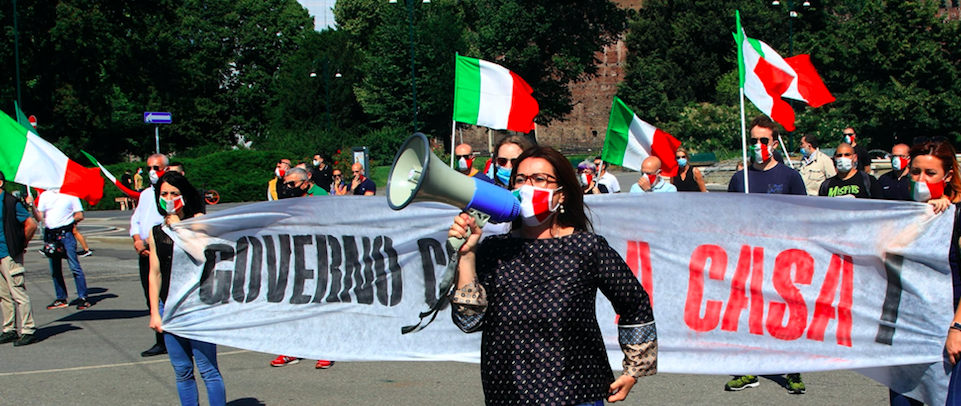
top-left (787, 0), bottom-right (795, 151)
top-left (407, 0), bottom-right (418, 132)
top-left (324, 59), bottom-right (331, 133)
top-left (155, 125), bottom-right (160, 153)
top-left (13, 0), bottom-right (22, 109)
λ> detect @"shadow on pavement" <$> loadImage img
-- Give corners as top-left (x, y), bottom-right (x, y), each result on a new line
top-left (227, 398), bottom-right (266, 406)
top-left (58, 309), bottom-right (147, 322)
top-left (87, 287), bottom-right (109, 295)
top-left (35, 323), bottom-right (82, 342)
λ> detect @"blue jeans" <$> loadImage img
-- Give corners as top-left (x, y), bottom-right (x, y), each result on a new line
top-left (164, 333), bottom-right (226, 406)
top-left (948, 360), bottom-right (961, 406)
top-left (889, 388), bottom-right (924, 406)
top-left (573, 401), bottom-right (604, 406)
top-left (48, 231), bottom-right (87, 300)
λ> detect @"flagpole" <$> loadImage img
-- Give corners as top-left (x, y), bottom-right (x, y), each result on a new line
top-left (740, 88), bottom-right (749, 194)
top-left (777, 134), bottom-right (795, 169)
top-left (449, 120), bottom-right (457, 167)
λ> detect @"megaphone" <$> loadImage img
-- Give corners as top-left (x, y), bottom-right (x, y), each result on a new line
top-left (387, 132), bottom-right (519, 223)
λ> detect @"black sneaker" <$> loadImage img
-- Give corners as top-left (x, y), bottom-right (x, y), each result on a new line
top-left (0, 330), bottom-right (18, 344)
top-left (13, 333), bottom-right (35, 346)
top-left (46, 300), bottom-right (68, 310)
top-left (77, 299), bottom-right (92, 310)
top-left (141, 344), bottom-right (167, 357)
top-left (78, 250), bottom-right (93, 257)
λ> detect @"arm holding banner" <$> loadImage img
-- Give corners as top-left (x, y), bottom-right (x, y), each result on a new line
top-left (147, 231), bottom-right (164, 334)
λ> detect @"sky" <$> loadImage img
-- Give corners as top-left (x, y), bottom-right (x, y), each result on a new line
top-left (298, 0), bottom-right (336, 30)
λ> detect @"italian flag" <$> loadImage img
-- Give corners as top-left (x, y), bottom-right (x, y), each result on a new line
top-left (736, 11), bottom-right (834, 132)
top-left (453, 55), bottom-right (539, 132)
top-left (0, 110), bottom-right (103, 205)
top-left (82, 150), bottom-right (140, 200)
top-left (602, 97), bottom-right (682, 176)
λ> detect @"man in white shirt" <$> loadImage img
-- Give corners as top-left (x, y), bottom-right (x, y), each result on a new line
top-left (36, 189), bottom-right (90, 310)
top-left (130, 153), bottom-right (168, 356)
top-left (594, 157), bottom-right (621, 193)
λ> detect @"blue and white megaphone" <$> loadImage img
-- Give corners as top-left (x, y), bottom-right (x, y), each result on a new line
top-left (387, 132), bottom-right (519, 223)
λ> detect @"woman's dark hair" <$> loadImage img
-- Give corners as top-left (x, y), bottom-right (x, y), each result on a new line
top-left (509, 146), bottom-right (592, 232)
top-left (154, 172), bottom-right (204, 219)
top-left (910, 140), bottom-right (961, 203)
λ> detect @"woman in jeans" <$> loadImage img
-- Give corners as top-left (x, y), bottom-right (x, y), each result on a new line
top-left (147, 172), bottom-right (225, 406)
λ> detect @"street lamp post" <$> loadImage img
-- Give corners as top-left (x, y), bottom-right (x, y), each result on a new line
top-left (310, 58), bottom-right (342, 133)
top-left (12, 0), bottom-right (22, 109)
top-left (771, 0), bottom-right (810, 152)
top-left (390, 0), bottom-right (429, 132)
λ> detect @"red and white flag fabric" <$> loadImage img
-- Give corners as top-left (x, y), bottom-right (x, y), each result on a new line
top-left (82, 151), bottom-right (140, 201)
top-left (0, 110), bottom-right (103, 205)
top-left (453, 55), bottom-right (539, 132)
top-left (602, 97), bottom-right (682, 176)
top-left (736, 12), bottom-right (834, 131)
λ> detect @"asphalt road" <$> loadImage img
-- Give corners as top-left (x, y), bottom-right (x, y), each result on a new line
top-left (0, 201), bottom-right (895, 405)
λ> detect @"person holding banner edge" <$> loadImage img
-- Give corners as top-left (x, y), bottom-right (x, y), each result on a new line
top-left (147, 172), bottom-right (226, 406)
top-left (900, 140), bottom-right (961, 406)
top-left (448, 146), bottom-right (657, 406)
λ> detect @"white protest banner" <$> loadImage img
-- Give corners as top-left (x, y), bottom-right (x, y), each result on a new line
top-left (161, 193), bottom-right (954, 404)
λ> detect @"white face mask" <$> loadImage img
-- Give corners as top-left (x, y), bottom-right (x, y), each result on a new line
top-left (313, 160), bottom-right (321, 167)
top-left (835, 157), bottom-right (853, 172)
top-left (513, 184), bottom-right (562, 227)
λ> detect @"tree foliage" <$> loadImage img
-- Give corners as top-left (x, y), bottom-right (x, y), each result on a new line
top-left (620, 0), bottom-right (961, 153)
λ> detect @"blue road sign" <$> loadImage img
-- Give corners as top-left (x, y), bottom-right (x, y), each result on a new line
top-left (143, 112), bottom-right (172, 124)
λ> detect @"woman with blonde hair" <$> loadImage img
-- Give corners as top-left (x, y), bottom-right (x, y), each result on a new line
top-left (671, 147), bottom-right (707, 192)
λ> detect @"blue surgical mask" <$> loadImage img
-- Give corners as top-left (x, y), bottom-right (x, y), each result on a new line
top-left (495, 165), bottom-right (512, 185)
top-left (800, 148), bottom-right (810, 158)
top-left (677, 158), bottom-right (688, 167)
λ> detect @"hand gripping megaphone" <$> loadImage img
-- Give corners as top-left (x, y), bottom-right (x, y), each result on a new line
top-left (388, 132), bottom-right (520, 334)
top-left (387, 132), bottom-right (519, 223)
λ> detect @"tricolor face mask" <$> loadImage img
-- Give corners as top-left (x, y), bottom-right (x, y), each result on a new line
top-left (750, 143), bottom-right (772, 164)
top-left (645, 172), bottom-right (660, 187)
top-left (159, 195), bottom-right (184, 215)
top-left (275, 168), bottom-right (286, 179)
top-left (891, 156), bottom-right (909, 172)
top-left (513, 185), bottom-right (562, 227)
top-left (911, 179), bottom-right (946, 202)
top-left (149, 169), bottom-right (165, 185)
top-left (457, 156), bottom-right (474, 172)
top-left (579, 172), bottom-right (593, 187)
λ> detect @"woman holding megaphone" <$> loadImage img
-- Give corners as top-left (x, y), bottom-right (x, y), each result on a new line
top-left (448, 146), bottom-right (657, 406)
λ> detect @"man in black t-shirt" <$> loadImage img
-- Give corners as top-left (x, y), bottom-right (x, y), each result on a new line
top-left (878, 143), bottom-right (912, 201)
top-left (818, 143), bottom-right (882, 198)
top-left (727, 116), bottom-right (806, 195)
top-left (310, 153), bottom-right (333, 193)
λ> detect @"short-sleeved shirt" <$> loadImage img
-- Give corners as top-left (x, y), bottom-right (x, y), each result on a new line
top-left (727, 163), bottom-right (806, 195)
top-left (0, 191), bottom-right (31, 258)
top-left (353, 178), bottom-right (376, 195)
top-left (818, 171), bottom-right (883, 199)
top-left (878, 170), bottom-right (912, 201)
top-left (307, 184), bottom-right (329, 197)
top-left (597, 172), bottom-right (621, 193)
top-left (37, 191), bottom-right (83, 228)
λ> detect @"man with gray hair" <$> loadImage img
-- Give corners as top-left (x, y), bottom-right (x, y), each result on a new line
top-left (130, 153), bottom-right (168, 357)
top-left (279, 167), bottom-right (328, 198)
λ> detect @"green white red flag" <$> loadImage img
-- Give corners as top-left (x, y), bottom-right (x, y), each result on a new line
top-left (0, 110), bottom-right (103, 205)
top-left (453, 55), bottom-right (539, 132)
top-left (735, 11), bottom-right (834, 131)
top-left (602, 97), bottom-right (682, 176)
top-left (82, 150), bottom-right (140, 200)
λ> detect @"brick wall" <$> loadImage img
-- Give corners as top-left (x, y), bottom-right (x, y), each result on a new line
top-left (453, 0), bottom-right (642, 156)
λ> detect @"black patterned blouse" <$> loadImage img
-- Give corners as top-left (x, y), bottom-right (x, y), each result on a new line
top-left (451, 232), bottom-right (657, 406)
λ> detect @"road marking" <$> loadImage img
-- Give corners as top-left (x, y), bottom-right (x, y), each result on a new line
top-left (0, 349), bottom-right (249, 376)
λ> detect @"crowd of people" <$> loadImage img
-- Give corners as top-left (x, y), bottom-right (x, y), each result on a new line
top-left (0, 115), bottom-right (958, 406)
